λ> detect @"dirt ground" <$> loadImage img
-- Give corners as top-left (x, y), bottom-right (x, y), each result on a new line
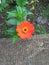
top-left (0, 34), bottom-right (49, 65)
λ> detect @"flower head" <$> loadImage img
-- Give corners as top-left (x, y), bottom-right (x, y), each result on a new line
top-left (16, 21), bottom-right (35, 39)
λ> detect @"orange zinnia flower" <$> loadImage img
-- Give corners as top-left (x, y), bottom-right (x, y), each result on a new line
top-left (16, 21), bottom-right (35, 39)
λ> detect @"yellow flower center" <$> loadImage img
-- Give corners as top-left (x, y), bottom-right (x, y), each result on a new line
top-left (22, 27), bottom-right (28, 33)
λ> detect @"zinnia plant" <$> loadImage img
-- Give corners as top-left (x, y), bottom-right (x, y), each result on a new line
top-left (5, 0), bottom-right (35, 44)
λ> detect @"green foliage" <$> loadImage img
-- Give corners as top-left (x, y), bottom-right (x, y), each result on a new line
top-left (6, 26), bottom-right (16, 35)
top-left (1, 0), bottom-right (8, 7)
top-left (5, 0), bottom-right (33, 44)
top-left (6, 18), bottom-right (17, 25)
top-left (0, 5), bottom-right (3, 12)
top-left (15, 0), bottom-right (28, 7)
top-left (41, 4), bottom-right (49, 18)
top-left (0, 0), bottom-right (8, 12)
top-left (0, 0), bottom-right (28, 12)
top-left (0, 0), bottom-right (15, 12)
top-left (7, 10), bottom-right (16, 18)
top-left (35, 25), bottom-right (46, 34)
top-left (7, 6), bottom-right (32, 25)
top-left (11, 34), bottom-right (19, 44)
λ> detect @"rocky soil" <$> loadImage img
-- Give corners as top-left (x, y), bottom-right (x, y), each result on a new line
top-left (0, 34), bottom-right (49, 65)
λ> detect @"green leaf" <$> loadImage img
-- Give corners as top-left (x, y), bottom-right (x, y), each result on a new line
top-left (11, 34), bottom-right (19, 44)
top-left (6, 18), bottom-right (17, 25)
top-left (21, 9), bottom-right (33, 20)
top-left (6, 26), bottom-right (16, 35)
top-left (0, 5), bottom-right (3, 12)
top-left (16, 20), bottom-right (21, 25)
top-left (27, 11), bottom-right (33, 15)
top-left (15, 6), bottom-right (33, 21)
top-left (1, 0), bottom-right (6, 5)
top-left (1, 0), bottom-right (8, 8)
top-left (15, 0), bottom-right (28, 7)
top-left (16, 6), bottom-right (22, 18)
top-left (14, 6), bottom-right (26, 21)
top-left (7, 10), bottom-right (16, 19)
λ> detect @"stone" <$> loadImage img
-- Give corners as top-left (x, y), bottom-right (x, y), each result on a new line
top-left (0, 34), bottom-right (49, 65)
top-left (36, 16), bottom-right (47, 24)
